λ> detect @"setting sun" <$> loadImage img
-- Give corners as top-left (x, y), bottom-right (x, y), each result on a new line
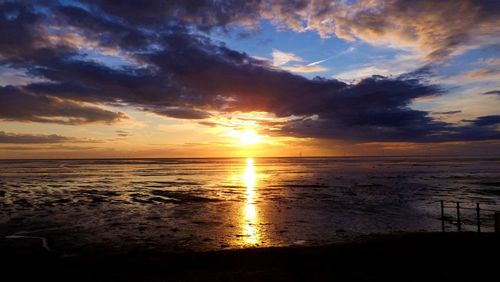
top-left (239, 129), bottom-right (260, 145)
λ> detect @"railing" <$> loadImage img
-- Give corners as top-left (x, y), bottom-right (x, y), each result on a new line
top-left (439, 200), bottom-right (500, 233)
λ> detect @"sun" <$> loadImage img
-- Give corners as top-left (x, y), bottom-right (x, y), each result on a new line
top-left (239, 129), bottom-right (260, 145)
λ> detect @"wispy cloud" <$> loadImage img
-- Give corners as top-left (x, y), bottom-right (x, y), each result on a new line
top-left (281, 64), bottom-right (328, 73)
top-left (437, 57), bottom-right (500, 85)
top-left (306, 59), bottom-right (329, 67)
top-left (271, 49), bottom-right (328, 73)
top-left (333, 53), bottom-right (423, 81)
top-left (271, 49), bottom-right (303, 66)
top-left (306, 47), bottom-right (356, 66)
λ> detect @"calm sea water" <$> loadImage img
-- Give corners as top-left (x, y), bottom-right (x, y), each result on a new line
top-left (1, 157), bottom-right (499, 251)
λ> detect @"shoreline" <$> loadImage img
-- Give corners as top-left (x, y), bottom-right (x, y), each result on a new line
top-left (2, 232), bottom-right (499, 281)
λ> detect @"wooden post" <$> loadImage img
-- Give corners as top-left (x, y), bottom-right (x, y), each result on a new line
top-left (495, 212), bottom-right (500, 233)
top-left (456, 202), bottom-right (461, 232)
top-left (440, 200), bottom-right (445, 232)
top-left (476, 203), bottom-right (481, 233)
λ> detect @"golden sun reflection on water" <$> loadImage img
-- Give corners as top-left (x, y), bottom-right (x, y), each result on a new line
top-left (242, 157), bottom-right (259, 245)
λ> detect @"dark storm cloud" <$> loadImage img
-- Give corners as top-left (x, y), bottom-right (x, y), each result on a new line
top-left (280, 114), bottom-right (500, 143)
top-left (0, 86), bottom-right (124, 124)
top-left (2, 0), bottom-right (498, 61)
top-left (0, 131), bottom-right (72, 144)
top-left (0, 0), bottom-right (499, 143)
top-left (54, 5), bottom-right (153, 51)
top-left (84, 0), bottom-right (262, 31)
top-left (468, 115), bottom-right (500, 126)
top-left (24, 61), bottom-right (169, 104)
top-left (22, 58), bottom-right (211, 119)
top-left (0, 1), bottom-right (41, 59)
top-left (84, 0), bottom-right (499, 60)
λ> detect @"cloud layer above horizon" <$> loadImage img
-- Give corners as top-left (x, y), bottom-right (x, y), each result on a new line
top-left (0, 0), bottom-right (499, 152)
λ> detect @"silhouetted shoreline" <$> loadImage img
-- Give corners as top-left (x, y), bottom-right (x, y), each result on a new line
top-left (2, 232), bottom-right (498, 281)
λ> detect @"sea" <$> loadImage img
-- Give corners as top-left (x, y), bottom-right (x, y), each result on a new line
top-left (1, 157), bottom-right (499, 251)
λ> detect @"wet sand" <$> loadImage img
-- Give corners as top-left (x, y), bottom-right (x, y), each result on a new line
top-left (2, 232), bottom-right (499, 281)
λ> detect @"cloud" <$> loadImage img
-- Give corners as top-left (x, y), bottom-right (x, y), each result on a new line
top-left (465, 115), bottom-right (500, 126)
top-left (0, 131), bottom-right (73, 144)
top-left (433, 110), bottom-right (462, 115)
top-left (461, 68), bottom-right (500, 82)
top-left (54, 5), bottom-right (153, 52)
top-left (29, 0), bottom-right (496, 63)
top-left (0, 2), bottom-right (43, 60)
top-left (306, 47), bottom-right (355, 67)
top-left (0, 86), bottom-right (125, 124)
top-left (0, 145), bottom-right (97, 151)
top-left (307, 58), bottom-right (331, 67)
top-left (0, 1), bottom-right (498, 145)
top-left (484, 90), bottom-right (500, 96)
top-left (0, 67), bottom-right (46, 86)
top-left (334, 53), bottom-right (424, 81)
top-left (148, 107), bottom-right (211, 119)
top-left (271, 49), bottom-right (328, 73)
top-left (116, 130), bottom-right (130, 137)
top-left (479, 57), bottom-right (500, 66)
top-left (84, 0), bottom-right (263, 31)
top-left (335, 66), bottom-right (396, 81)
top-left (281, 64), bottom-right (328, 73)
top-left (440, 58), bottom-right (500, 84)
top-left (260, 0), bottom-right (500, 61)
top-left (271, 49), bottom-right (303, 66)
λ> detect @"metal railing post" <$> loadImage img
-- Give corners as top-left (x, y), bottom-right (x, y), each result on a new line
top-left (476, 203), bottom-right (481, 233)
top-left (495, 212), bottom-right (500, 234)
top-left (456, 202), bottom-right (461, 232)
top-left (440, 200), bottom-right (445, 232)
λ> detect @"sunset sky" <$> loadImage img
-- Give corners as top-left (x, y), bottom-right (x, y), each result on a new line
top-left (0, 0), bottom-right (499, 158)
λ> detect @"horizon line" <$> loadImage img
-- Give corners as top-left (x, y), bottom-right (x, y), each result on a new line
top-left (1, 154), bottom-right (500, 161)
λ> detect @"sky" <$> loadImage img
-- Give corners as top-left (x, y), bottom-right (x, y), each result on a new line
top-left (0, 0), bottom-right (499, 158)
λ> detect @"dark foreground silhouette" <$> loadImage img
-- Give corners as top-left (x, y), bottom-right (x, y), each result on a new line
top-left (2, 233), bottom-right (499, 281)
